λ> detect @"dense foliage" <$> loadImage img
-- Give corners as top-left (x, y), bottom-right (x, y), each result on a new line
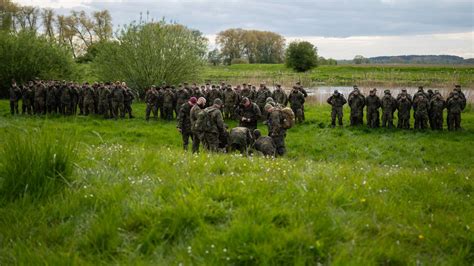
top-left (0, 31), bottom-right (74, 97)
top-left (285, 41), bottom-right (318, 72)
top-left (93, 21), bottom-right (208, 95)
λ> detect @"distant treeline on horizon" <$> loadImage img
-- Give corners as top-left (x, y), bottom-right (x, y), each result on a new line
top-left (338, 55), bottom-right (474, 65)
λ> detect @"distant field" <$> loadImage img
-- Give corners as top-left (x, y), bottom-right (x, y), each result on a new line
top-left (0, 101), bottom-right (473, 265)
top-left (201, 64), bottom-right (474, 89)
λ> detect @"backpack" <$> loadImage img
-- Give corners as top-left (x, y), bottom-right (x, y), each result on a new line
top-left (195, 108), bottom-right (212, 132)
top-left (280, 107), bottom-right (295, 129)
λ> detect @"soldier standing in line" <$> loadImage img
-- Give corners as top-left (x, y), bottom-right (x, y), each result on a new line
top-left (365, 89), bottom-right (381, 128)
top-left (327, 90), bottom-right (347, 128)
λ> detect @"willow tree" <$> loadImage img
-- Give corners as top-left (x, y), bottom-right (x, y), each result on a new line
top-left (94, 21), bottom-right (207, 95)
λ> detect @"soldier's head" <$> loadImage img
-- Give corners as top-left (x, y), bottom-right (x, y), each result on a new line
top-left (353, 85), bottom-right (358, 90)
top-left (253, 129), bottom-right (261, 139)
top-left (296, 81), bottom-right (301, 85)
top-left (401, 89), bottom-right (407, 93)
top-left (197, 97), bottom-right (206, 107)
top-left (264, 103), bottom-right (274, 113)
top-left (188, 97), bottom-right (197, 106)
top-left (292, 87), bottom-right (299, 93)
top-left (453, 91), bottom-right (459, 98)
top-left (241, 97), bottom-right (251, 107)
top-left (213, 98), bottom-right (223, 109)
top-left (369, 89), bottom-right (375, 96)
top-left (455, 84), bottom-right (461, 90)
top-left (418, 86), bottom-right (424, 91)
top-left (334, 90), bottom-right (339, 96)
top-left (276, 83), bottom-right (281, 88)
top-left (427, 89), bottom-right (433, 94)
top-left (260, 82), bottom-right (266, 89)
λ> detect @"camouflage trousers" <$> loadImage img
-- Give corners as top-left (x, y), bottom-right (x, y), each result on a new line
top-left (84, 100), bottom-right (95, 115)
top-left (366, 109), bottom-right (379, 128)
top-left (124, 101), bottom-right (133, 118)
top-left (145, 103), bottom-right (158, 120)
top-left (382, 111), bottom-right (394, 128)
top-left (350, 110), bottom-right (364, 126)
top-left (10, 100), bottom-right (19, 115)
top-left (35, 98), bottom-right (45, 114)
top-left (431, 111), bottom-right (443, 130)
top-left (271, 132), bottom-right (286, 157)
top-left (22, 100), bottom-right (33, 115)
top-left (180, 129), bottom-right (193, 151)
top-left (292, 107), bottom-right (303, 123)
top-left (448, 112), bottom-right (461, 131)
top-left (112, 101), bottom-right (124, 118)
top-left (331, 107), bottom-right (343, 126)
top-left (397, 113), bottom-right (410, 129)
top-left (192, 132), bottom-right (204, 153)
top-left (414, 112), bottom-right (428, 130)
top-left (205, 132), bottom-right (220, 152)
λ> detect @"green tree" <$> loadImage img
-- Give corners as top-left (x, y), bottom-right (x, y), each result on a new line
top-left (285, 41), bottom-right (318, 72)
top-left (207, 48), bottom-right (222, 66)
top-left (353, 55), bottom-right (369, 64)
top-left (93, 21), bottom-right (207, 96)
top-left (0, 31), bottom-right (74, 97)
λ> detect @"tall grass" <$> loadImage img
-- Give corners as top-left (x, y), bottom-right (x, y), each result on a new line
top-left (0, 130), bottom-right (76, 202)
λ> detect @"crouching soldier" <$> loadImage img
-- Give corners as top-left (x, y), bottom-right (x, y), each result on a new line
top-left (228, 127), bottom-right (253, 155)
top-left (252, 129), bottom-right (276, 157)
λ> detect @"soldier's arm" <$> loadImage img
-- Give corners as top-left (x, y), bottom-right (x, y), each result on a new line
top-left (326, 96), bottom-right (332, 105)
top-left (254, 104), bottom-right (262, 120)
top-left (216, 111), bottom-right (225, 134)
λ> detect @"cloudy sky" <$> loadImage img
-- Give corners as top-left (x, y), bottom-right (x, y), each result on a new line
top-left (17, 0), bottom-right (474, 59)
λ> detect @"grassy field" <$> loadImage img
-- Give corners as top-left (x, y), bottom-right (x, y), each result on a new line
top-left (0, 100), bottom-right (473, 265)
top-left (201, 64), bottom-right (474, 89)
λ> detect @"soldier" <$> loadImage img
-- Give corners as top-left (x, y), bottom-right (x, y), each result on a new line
top-left (413, 94), bottom-right (429, 130)
top-left (381, 90), bottom-right (397, 128)
top-left (265, 103), bottom-right (287, 156)
top-left (34, 80), bottom-right (47, 115)
top-left (78, 84), bottom-right (85, 115)
top-left (190, 97), bottom-right (207, 153)
top-left (240, 84), bottom-right (253, 102)
top-left (327, 90), bottom-right (347, 128)
top-left (208, 85), bottom-right (223, 108)
top-left (446, 85), bottom-right (467, 130)
top-left (70, 83), bottom-right (79, 115)
top-left (288, 87), bottom-right (305, 123)
top-left (365, 89), bottom-right (381, 128)
top-left (396, 89), bottom-right (412, 102)
top-left (228, 126), bottom-right (254, 155)
top-left (123, 83), bottom-right (135, 118)
top-left (162, 86), bottom-right (175, 120)
top-left (111, 82), bottom-right (125, 119)
top-left (256, 83), bottom-right (272, 115)
top-left (177, 97), bottom-right (197, 151)
top-left (145, 86), bottom-right (159, 121)
top-left (272, 84), bottom-right (288, 106)
top-left (45, 82), bottom-right (56, 114)
top-left (99, 83), bottom-right (112, 119)
top-left (61, 82), bottom-right (73, 115)
top-left (204, 99), bottom-right (226, 152)
top-left (446, 92), bottom-right (464, 131)
top-left (235, 97), bottom-right (261, 131)
top-left (9, 80), bottom-right (21, 115)
top-left (84, 83), bottom-right (95, 115)
top-left (430, 92), bottom-right (445, 130)
top-left (295, 81), bottom-right (308, 120)
top-left (156, 85), bottom-right (165, 119)
top-left (397, 93), bottom-right (412, 129)
top-left (252, 129), bottom-right (276, 157)
top-left (223, 85), bottom-right (238, 119)
top-left (175, 84), bottom-right (190, 118)
top-left (348, 88), bottom-right (365, 126)
top-left (21, 83), bottom-right (33, 115)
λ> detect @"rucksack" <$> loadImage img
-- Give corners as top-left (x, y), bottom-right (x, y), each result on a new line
top-left (195, 108), bottom-right (212, 132)
top-left (280, 107), bottom-right (295, 129)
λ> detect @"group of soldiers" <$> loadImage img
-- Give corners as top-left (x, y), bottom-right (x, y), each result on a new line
top-left (327, 85), bottom-right (467, 130)
top-left (168, 82), bottom-right (306, 156)
top-left (145, 81), bottom-right (307, 123)
top-left (9, 79), bottom-right (135, 119)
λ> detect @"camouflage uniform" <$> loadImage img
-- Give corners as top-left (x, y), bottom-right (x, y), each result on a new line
top-left (446, 87), bottom-right (466, 130)
top-left (223, 86), bottom-right (238, 119)
top-left (365, 91), bottom-right (381, 128)
top-left (381, 90), bottom-right (397, 128)
top-left (235, 99), bottom-right (261, 131)
top-left (272, 86), bottom-right (288, 106)
top-left (430, 94), bottom-right (445, 130)
top-left (162, 88), bottom-right (175, 120)
top-left (256, 85), bottom-right (272, 115)
top-left (21, 85), bottom-right (33, 114)
top-left (175, 86), bottom-right (189, 118)
top-left (45, 84), bottom-right (57, 114)
top-left (446, 93), bottom-right (464, 131)
top-left (267, 108), bottom-right (286, 156)
top-left (413, 95), bottom-right (429, 130)
top-left (228, 127), bottom-right (253, 154)
top-left (9, 84), bottom-right (21, 115)
top-left (34, 82), bottom-right (47, 114)
top-left (124, 87), bottom-right (135, 118)
top-left (397, 95), bottom-right (412, 129)
top-left (190, 103), bottom-right (205, 153)
top-left (327, 92), bottom-right (347, 127)
top-left (145, 88), bottom-right (159, 121)
top-left (348, 91), bottom-right (365, 126)
top-left (60, 84), bottom-right (73, 115)
top-left (252, 130), bottom-right (276, 157)
top-left (111, 85), bottom-right (125, 118)
top-left (177, 101), bottom-right (194, 150)
top-left (99, 85), bottom-right (112, 118)
top-left (288, 89), bottom-right (305, 123)
top-left (83, 84), bottom-right (95, 116)
top-left (204, 104), bottom-right (225, 152)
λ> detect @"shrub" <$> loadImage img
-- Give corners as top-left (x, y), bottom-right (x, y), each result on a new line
top-left (285, 41), bottom-right (318, 72)
top-left (0, 130), bottom-right (76, 202)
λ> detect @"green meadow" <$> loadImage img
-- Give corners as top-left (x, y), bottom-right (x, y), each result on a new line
top-left (0, 100), bottom-right (473, 265)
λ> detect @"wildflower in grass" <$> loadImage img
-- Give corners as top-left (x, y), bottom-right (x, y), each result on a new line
top-left (360, 198), bottom-right (367, 203)
top-left (418, 234), bottom-right (424, 240)
top-left (223, 248), bottom-right (227, 253)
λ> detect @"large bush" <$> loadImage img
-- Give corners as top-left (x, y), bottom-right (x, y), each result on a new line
top-left (0, 31), bottom-right (75, 97)
top-left (285, 41), bottom-right (318, 72)
top-left (93, 21), bottom-right (208, 96)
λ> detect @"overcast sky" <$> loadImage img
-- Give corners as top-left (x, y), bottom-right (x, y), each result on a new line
top-left (16, 0), bottom-right (474, 59)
